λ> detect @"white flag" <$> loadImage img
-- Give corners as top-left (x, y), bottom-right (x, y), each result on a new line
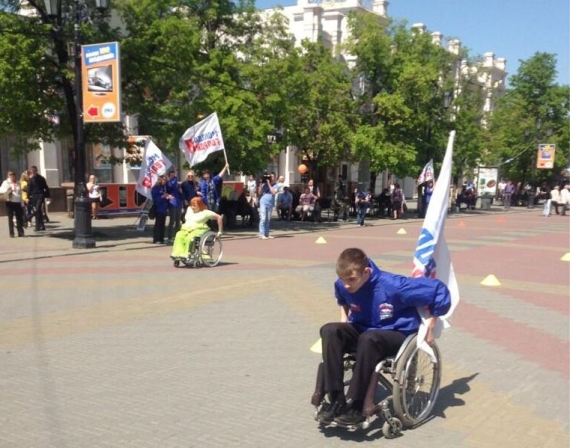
top-left (417, 159), bottom-right (434, 185)
top-left (411, 131), bottom-right (460, 361)
top-left (179, 112), bottom-right (225, 167)
top-left (135, 139), bottom-right (173, 199)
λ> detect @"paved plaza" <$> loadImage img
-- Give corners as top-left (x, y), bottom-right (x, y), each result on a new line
top-left (0, 206), bottom-right (568, 448)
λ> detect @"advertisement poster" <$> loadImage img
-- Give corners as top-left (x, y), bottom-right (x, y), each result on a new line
top-left (536, 143), bottom-right (556, 169)
top-left (81, 42), bottom-right (121, 123)
top-left (476, 167), bottom-right (499, 196)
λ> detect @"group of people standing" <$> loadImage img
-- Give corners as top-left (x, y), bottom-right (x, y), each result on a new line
top-left (1, 166), bottom-right (50, 238)
top-left (150, 164), bottom-right (228, 244)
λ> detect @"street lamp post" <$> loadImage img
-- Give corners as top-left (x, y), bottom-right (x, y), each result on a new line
top-left (44, 0), bottom-right (109, 249)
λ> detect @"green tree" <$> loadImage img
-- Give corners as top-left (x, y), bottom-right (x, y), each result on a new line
top-left (281, 39), bottom-right (356, 180)
top-left (0, 0), bottom-right (124, 156)
top-left (116, 1), bottom-right (298, 174)
top-left (345, 14), bottom-right (455, 180)
top-left (487, 52), bottom-right (570, 186)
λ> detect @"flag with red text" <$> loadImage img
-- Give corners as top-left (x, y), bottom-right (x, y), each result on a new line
top-left (179, 112), bottom-right (225, 167)
top-left (417, 159), bottom-right (434, 185)
top-left (136, 139), bottom-right (173, 199)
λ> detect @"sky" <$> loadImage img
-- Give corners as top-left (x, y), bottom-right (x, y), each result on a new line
top-left (254, 0), bottom-right (569, 86)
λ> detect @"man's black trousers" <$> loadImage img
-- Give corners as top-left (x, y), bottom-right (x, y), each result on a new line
top-left (320, 322), bottom-right (407, 406)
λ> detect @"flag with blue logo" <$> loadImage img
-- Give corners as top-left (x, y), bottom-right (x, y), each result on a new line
top-left (411, 131), bottom-right (460, 361)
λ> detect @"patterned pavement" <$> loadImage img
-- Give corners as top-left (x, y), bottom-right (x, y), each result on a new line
top-left (0, 207), bottom-right (568, 448)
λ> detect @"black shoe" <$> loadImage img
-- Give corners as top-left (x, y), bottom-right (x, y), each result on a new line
top-left (9, 234), bottom-right (15, 238)
top-left (334, 407), bottom-right (365, 426)
top-left (316, 398), bottom-right (345, 425)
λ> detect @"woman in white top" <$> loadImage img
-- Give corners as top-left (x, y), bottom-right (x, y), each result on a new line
top-left (550, 185), bottom-right (561, 215)
top-left (86, 175), bottom-right (101, 219)
top-left (0, 170), bottom-right (25, 237)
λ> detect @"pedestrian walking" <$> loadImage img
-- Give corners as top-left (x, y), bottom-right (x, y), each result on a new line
top-left (0, 171), bottom-right (25, 238)
top-left (27, 166), bottom-right (50, 231)
top-left (86, 175), bottom-right (101, 219)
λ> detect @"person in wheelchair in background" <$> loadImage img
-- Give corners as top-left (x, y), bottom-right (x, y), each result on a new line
top-left (170, 197), bottom-right (223, 260)
top-left (314, 248), bottom-right (451, 427)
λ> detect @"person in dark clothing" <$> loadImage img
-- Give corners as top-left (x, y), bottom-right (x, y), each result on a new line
top-left (199, 164), bottom-right (229, 212)
top-left (181, 170), bottom-right (199, 221)
top-left (151, 176), bottom-right (171, 244)
top-left (166, 169), bottom-right (183, 242)
top-left (27, 166), bottom-right (50, 231)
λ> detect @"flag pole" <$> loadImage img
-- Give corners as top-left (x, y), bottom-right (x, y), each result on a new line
top-left (223, 147), bottom-right (230, 176)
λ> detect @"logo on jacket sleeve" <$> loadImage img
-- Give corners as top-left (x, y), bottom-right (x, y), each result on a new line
top-left (379, 303), bottom-right (394, 320)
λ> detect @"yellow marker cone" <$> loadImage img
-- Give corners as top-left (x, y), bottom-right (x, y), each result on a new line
top-left (481, 274), bottom-right (501, 287)
top-left (310, 338), bottom-right (322, 354)
top-left (561, 253), bottom-right (570, 262)
top-left (316, 236), bottom-right (327, 244)
top-left (397, 228), bottom-right (407, 235)
top-left (458, 220), bottom-right (466, 228)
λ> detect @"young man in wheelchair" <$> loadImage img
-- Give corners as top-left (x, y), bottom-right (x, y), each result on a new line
top-left (314, 248), bottom-right (451, 427)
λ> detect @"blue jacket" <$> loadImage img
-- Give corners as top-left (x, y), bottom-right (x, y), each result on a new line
top-left (166, 176), bottom-right (183, 208)
top-left (199, 175), bottom-right (222, 208)
top-left (151, 184), bottom-right (169, 215)
top-left (181, 180), bottom-right (198, 202)
top-left (335, 259), bottom-right (451, 335)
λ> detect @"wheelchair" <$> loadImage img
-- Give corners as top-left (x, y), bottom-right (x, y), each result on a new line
top-left (312, 334), bottom-right (441, 438)
top-left (172, 231), bottom-right (223, 268)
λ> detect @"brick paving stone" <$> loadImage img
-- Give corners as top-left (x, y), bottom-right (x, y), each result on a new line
top-left (0, 208), bottom-right (568, 447)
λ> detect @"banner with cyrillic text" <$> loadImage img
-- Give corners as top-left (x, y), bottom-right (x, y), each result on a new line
top-left (179, 112), bottom-right (225, 167)
top-left (136, 139), bottom-right (173, 199)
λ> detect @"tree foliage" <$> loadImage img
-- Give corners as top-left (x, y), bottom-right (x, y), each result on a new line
top-left (2, 2), bottom-right (566, 186)
top-left (486, 52), bottom-right (570, 186)
top-left (345, 14), bottom-right (455, 178)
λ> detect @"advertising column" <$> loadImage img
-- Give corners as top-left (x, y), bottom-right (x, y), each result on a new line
top-left (81, 42), bottom-right (121, 123)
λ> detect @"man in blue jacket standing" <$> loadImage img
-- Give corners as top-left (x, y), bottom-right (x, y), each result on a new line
top-left (199, 163), bottom-right (229, 212)
top-left (315, 247), bottom-right (451, 426)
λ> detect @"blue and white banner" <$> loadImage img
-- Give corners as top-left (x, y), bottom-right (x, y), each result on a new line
top-left (136, 139), bottom-right (173, 199)
top-left (179, 112), bottom-right (225, 167)
top-left (417, 159), bottom-right (434, 185)
top-left (411, 131), bottom-right (460, 361)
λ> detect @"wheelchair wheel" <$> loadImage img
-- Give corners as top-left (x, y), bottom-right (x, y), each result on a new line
top-left (392, 337), bottom-right (441, 428)
top-left (199, 232), bottom-right (223, 267)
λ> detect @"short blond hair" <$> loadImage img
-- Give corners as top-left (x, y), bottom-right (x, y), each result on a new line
top-left (336, 248), bottom-right (369, 277)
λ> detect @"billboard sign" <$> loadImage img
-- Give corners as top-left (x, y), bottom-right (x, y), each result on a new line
top-left (81, 42), bottom-right (121, 123)
top-left (536, 143), bottom-right (556, 169)
top-left (476, 167), bottom-right (499, 196)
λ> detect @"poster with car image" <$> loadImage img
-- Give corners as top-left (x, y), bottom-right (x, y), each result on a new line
top-left (81, 41), bottom-right (121, 123)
